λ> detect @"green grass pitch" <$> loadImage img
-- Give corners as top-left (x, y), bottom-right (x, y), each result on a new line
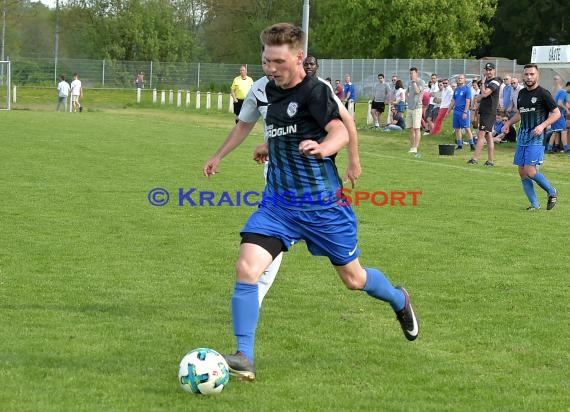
top-left (1, 101), bottom-right (569, 411)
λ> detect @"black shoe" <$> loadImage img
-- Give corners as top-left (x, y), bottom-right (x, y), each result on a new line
top-left (470, 144), bottom-right (475, 151)
top-left (455, 146), bottom-right (463, 150)
top-left (395, 287), bottom-right (419, 341)
top-left (484, 160), bottom-right (494, 167)
top-left (223, 352), bottom-right (256, 381)
top-left (467, 159), bottom-right (477, 164)
top-left (79, 106), bottom-right (83, 113)
top-left (526, 205), bottom-right (540, 211)
top-left (547, 189), bottom-right (558, 210)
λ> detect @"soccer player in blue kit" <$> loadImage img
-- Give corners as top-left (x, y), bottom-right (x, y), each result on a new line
top-left (502, 64), bottom-right (560, 210)
top-left (203, 23), bottom-right (419, 382)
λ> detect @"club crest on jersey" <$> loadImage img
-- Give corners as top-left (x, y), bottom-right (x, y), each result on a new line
top-left (287, 102), bottom-right (299, 117)
top-left (531, 97), bottom-right (537, 104)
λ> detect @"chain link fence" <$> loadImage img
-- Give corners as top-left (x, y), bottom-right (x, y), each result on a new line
top-left (9, 56), bottom-right (546, 98)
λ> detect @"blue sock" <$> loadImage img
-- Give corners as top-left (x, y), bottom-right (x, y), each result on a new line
top-left (363, 267), bottom-right (405, 311)
top-left (231, 282), bottom-right (259, 363)
top-left (468, 139), bottom-right (475, 145)
top-left (547, 144), bottom-right (553, 151)
top-left (532, 172), bottom-right (555, 196)
top-left (521, 178), bottom-right (539, 208)
top-left (456, 139), bottom-right (463, 147)
top-left (563, 145), bottom-right (568, 152)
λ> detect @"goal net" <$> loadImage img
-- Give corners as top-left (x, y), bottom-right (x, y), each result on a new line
top-left (0, 61), bottom-right (10, 111)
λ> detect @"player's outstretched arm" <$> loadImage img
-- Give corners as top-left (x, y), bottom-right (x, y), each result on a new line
top-left (203, 121), bottom-right (256, 177)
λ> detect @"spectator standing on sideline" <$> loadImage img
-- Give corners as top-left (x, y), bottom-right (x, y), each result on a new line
top-left (447, 74), bottom-right (475, 150)
top-left (431, 79), bottom-right (453, 136)
top-left (56, 75), bottom-right (70, 112)
top-left (203, 23), bottom-right (419, 382)
top-left (393, 80), bottom-right (406, 115)
top-left (552, 74), bottom-right (562, 95)
top-left (470, 80), bottom-right (482, 130)
top-left (502, 63), bottom-right (560, 210)
top-left (426, 79), bottom-right (443, 135)
top-left (343, 74), bottom-right (357, 119)
top-left (406, 67), bottom-right (426, 153)
top-left (387, 75), bottom-right (398, 123)
top-left (506, 77), bottom-right (523, 119)
top-left (230, 65), bottom-right (254, 123)
top-left (546, 80), bottom-right (569, 153)
top-left (371, 73), bottom-right (390, 128)
top-left (468, 62), bottom-right (501, 166)
top-left (70, 73), bottom-right (83, 113)
top-left (135, 72), bottom-right (144, 89)
top-left (499, 73), bottom-right (512, 112)
top-left (424, 73), bottom-right (439, 134)
top-left (334, 79), bottom-right (344, 100)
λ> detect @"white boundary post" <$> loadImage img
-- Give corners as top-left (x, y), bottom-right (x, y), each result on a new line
top-left (186, 90), bottom-right (191, 107)
top-left (168, 90), bottom-right (173, 105)
top-left (217, 92), bottom-right (223, 110)
top-left (195, 91), bottom-right (201, 109)
top-left (136, 88), bottom-right (141, 103)
top-left (160, 90), bottom-right (166, 105)
top-left (206, 92), bottom-right (211, 110)
top-left (228, 96), bottom-right (234, 113)
top-left (152, 88), bottom-right (157, 104)
top-left (177, 90), bottom-right (182, 107)
top-left (367, 100), bottom-right (373, 125)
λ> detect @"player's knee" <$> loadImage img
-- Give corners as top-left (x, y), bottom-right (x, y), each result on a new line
top-left (235, 259), bottom-right (262, 283)
top-left (338, 273), bottom-right (366, 290)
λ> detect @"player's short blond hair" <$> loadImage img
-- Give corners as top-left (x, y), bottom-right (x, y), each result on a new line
top-left (260, 23), bottom-right (305, 51)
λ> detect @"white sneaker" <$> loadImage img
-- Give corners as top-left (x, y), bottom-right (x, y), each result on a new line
top-left (408, 147), bottom-right (417, 153)
top-left (423, 131), bottom-right (430, 135)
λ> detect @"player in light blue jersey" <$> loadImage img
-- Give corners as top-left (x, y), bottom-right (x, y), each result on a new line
top-left (503, 64), bottom-right (560, 210)
top-left (203, 23), bottom-right (419, 382)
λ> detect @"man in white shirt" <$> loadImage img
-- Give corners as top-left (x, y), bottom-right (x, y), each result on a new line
top-left (430, 79), bottom-right (453, 135)
top-left (70, 73), bottom-right (83, 113)
top-left (56, 75), bottom-right (70, 112)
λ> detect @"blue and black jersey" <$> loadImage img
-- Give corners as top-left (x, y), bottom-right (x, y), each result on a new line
top-left (264, 75), bottom-right (342, 210)
top-left (516, 86), bottom-right (557, 146)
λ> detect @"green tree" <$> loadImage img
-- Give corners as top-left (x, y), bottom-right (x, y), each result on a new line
top-left (310, 0), bottom-right (497, 58)
top-left (486, 0), bottom-right (570, 63)
top-left (63, 0), bottom-right (201, 61)
top-left (2, 1), bottom-right (52, 58)
top-left (199, 0), bottom-right (303, 63)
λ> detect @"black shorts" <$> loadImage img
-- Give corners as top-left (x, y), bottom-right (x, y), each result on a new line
top-left (371, 101), bottom-right (386, 112)
top-left (233, 99), bottom-right (244, 116)
top-left (478, 113), bottom-right (495, 132)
